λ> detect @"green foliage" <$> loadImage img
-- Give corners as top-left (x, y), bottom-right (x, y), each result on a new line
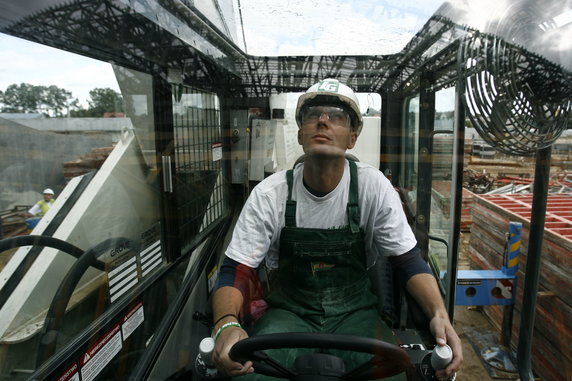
top-left (70, 88), bottom-right (124, 117)
top-left (0, 83), bottom-right (124, 118)
top-left (0, 83), bottom-right (76, 116)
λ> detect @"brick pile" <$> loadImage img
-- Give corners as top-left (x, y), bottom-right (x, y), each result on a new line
top-left (467, 193), bottom-right (572, 381)
top-left (63, 146), bottom-right (114, 181)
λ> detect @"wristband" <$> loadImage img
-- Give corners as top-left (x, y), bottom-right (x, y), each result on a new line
top-left (214, 322), bottom-right (242, 341)
top-left (214, 313), bottom-right (240, 327)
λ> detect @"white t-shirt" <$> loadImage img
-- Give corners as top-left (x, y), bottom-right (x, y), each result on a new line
top-left (225, 160), bottom-right (417, 270)
top-left (28, 200), bottom-right (53, 216)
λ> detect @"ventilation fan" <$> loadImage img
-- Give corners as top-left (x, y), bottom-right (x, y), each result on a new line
top-left (459, 33), bottom-right (571, 155)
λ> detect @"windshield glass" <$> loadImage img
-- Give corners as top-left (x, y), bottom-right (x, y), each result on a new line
top-left (238, 0), bottom-right (442, 55)
top-left (0, 0), bottom-right (571, 380)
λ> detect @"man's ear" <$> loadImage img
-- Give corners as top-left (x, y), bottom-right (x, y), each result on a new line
top-left (347, 131), bottom-right (358, 149)
top-left (297, 130), bottom-right (302, 145)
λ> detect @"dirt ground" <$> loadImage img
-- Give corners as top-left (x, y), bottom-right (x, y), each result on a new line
top-left (0, 247), bottom-right (16, 271)
top-left (454, 306), bottom-right (497, 380)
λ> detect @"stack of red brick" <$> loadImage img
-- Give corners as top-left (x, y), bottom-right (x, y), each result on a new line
top-left (467, 193), bottom-right (572, 381)
top-left (63, 146), bottom-right (114, 181)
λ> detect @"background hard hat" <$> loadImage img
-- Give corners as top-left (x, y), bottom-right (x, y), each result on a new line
top-left (296, 78), bottom-right (364, 135)
top-left (43, 188), bottom-right (55, 195)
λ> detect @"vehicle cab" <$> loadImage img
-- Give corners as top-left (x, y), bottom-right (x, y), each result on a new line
top-left (0, 1), bottom-right (570, 380)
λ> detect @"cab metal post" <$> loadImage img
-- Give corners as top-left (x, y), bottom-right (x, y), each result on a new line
top-left (416, 72), bottom-right (435, 258)
top-left (153, 73), bottom-right (181, 262)
top-left (517, 146), bottom-right (551, 381)
top-left (445, 80), bottom-right (465, 319)
top-left (380, 91), bottom-right (403, 184)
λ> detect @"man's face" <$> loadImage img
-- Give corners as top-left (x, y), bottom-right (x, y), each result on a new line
top-left (43, 193), bottom-right (53, 201)
top-left (298, 106), bottom-right (357, 158)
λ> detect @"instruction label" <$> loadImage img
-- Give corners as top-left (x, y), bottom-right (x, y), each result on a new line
top-left (122, 302), bottom-right (144, 340)
top-left (458, 279), bottom-right (481, 286)
top-left (108, 256), bottom-right (139, 303)
top-left (80, 324), bottom-right (122, 381)
top-left (56, 362), bottom-right (79, 381)
top-left (140, 239), bottom-right (162, 277)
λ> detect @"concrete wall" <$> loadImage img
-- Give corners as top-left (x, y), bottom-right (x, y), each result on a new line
top-left (0, 118), bottom-right (115, 210)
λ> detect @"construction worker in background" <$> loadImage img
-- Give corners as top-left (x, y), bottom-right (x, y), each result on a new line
top-left (27, 188), bottom-right (56, 218)
top-left (211, 78), bottom-right (462, 381)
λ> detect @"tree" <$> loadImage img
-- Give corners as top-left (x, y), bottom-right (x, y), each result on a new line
top-left (0, 83), bottom-right (78, 116)
top-left (87, 88), bottom-right (124, 116)
top-left (1, 83), bottom-right (41, 113)
top-left (43, 85), bottom-right (74, 117)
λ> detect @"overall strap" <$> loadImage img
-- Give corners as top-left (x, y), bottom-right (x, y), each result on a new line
top-left (347, 160), bottom-right (360, 234)
top-left (285, 169), bottom-right (297, 227)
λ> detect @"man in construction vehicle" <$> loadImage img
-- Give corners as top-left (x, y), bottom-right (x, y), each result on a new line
top-left (27, 188), bottom-right (56, 217)
top-left (212, 79), bottom-right (462, 380)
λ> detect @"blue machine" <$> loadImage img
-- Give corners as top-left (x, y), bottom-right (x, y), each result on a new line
top-left (455, 222), bottom-right (522, 306)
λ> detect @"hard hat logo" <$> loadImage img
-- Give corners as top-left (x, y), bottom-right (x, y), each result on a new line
top-left (296, 78), bottom-right (364, 136)
top-left (317, 79), bottom-right (340, 93)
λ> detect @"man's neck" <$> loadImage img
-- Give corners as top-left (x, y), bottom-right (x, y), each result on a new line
top-left (302, 155), bottom-right (346, 193)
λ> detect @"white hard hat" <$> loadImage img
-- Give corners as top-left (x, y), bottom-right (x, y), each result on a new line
top-left (43, 188), bottom-right (55, 195)
top-left (296, 78), bottom-right (363, 135)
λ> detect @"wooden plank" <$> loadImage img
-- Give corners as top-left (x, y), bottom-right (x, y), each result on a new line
top-left (467, 193), bottom-right (572, 381)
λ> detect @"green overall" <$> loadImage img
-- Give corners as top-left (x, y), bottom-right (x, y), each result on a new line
top-left (244, 161), bottom-right (405, 380)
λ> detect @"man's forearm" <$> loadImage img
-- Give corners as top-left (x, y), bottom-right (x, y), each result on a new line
top-left (405, 273), bottom-right (449, 319)
top-left (212, 286), bottom-right (244, 331)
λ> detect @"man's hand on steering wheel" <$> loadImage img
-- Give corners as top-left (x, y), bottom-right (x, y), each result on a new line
top-left (228, 332), bottom-right (412, 380)
top-left (213, 326), bottom-right (254, 377)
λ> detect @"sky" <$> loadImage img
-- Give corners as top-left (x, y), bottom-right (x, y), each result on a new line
top-left (0, 33), bottom-right (120, 107)
top-left (0, 30), bottom-right (387, 113)
top-left (0, 0), bottom-right (441, 111)
top-left (4, 0), bottom-right (567, 114)
top-left (238, 0), bottom-right (440, 56)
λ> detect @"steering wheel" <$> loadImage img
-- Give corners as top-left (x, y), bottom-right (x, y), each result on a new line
top-left (36, 237), bottom-right (137, 366)
top-left (229, 332), bottom-right (412, 380)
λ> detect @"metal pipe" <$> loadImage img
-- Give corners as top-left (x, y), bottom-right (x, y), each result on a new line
top-left (517, 146), bottom-right (551, 380)
top-left (445, 78), bottom-right (465, 319)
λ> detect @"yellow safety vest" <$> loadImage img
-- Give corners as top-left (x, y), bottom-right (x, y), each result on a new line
top-left (37, 199), bottom-right (55, 217)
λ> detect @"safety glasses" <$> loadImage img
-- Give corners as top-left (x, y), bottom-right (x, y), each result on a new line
top-left (301, 106), bottom-right (351, 127)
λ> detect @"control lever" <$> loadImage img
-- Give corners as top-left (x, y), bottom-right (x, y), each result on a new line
top-left (431, 344), bottom-right (453, 370)
top-left (195, 337), bottom-right (222, 380)
top-left (418, 344), bottom-right (455, 380)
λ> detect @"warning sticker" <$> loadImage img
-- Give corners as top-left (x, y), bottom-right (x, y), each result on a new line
top-left (496, 279), bottom-right (514, 299)
top-left (212, 142), bottom-right (222, 161)
top-left (122, 302), bottom-right (144, 340)
top-left (55, 362), bottom-right (79, 381)
top-left (207, 265), bottom-right (218, 293)
top-left (80, 324), bottom-right (122, 381)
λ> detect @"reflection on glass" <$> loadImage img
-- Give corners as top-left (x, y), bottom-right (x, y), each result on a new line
top-left (172, 86), bottom-right (226, 253)
top-left (429, 88), bottom-right (455, 282)
top-left (0, 60), bottom-right (164, 375)
top-left (400, 96), bottom-right (420, 214)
